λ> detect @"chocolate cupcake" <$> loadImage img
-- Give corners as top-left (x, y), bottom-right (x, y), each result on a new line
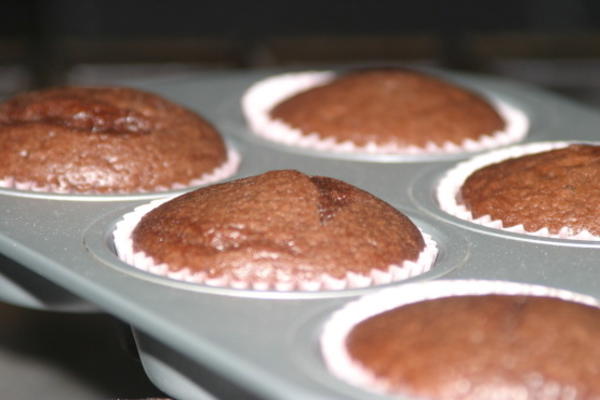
top-left (113, 170), bottom-right (437, 291)
top-left (321, 280), bottom-right (600, 399)
top-left (0, 86), bottom-right (239, 194)
top-left (438, 142), bottom-right (599, 240)
top-left (243, 69), bottom-right (528, 155)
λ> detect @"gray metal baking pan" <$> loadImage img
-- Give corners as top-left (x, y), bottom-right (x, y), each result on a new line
top-left (0, 253), bottom-right (96, 312)
top-left (1, 68), bottom-right (599, 399)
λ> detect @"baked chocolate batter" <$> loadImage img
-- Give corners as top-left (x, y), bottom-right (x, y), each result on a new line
top-left (132, 170), bottom-right (425, 283)
top-left (0, 87), bottom-right (227, 193)
top-left (271, 69), bottom-right (505, 147)
top-left (460, 144), bottom-right (600, 235)
top-left (347, 294), bottom-right (600, 399)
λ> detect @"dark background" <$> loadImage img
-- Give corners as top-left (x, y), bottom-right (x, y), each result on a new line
top-left (1, 0), bottom-right (600, 105)
top-left (1, 1), bottom-right (600, 399)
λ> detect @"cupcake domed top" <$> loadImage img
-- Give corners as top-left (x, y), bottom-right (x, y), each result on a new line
top-left (345, 293), bottom-right (600, 399)
top-left (131, 170), bottom-right (427, 286)
top-left (460, 144), bottom-right (600, 236)
top-left (270, 69), bottom-right (506, 148)
top-left (0, 86), bottom-right (228, 193)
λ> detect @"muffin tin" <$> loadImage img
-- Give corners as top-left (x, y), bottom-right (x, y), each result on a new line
top-left (1, 68), bottom-right (599, 399)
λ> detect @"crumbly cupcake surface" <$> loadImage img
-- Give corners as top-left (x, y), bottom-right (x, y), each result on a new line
top-left (460, 144), bottom-right (600, 236)
top-left (0, 86), bottom-right (228, 193)
top-left (131, 170), bottom-right (426, 286)
top-left (270, 69), bottom-right (505, 148)
top-left (346, 294), bottom-right (600, 399)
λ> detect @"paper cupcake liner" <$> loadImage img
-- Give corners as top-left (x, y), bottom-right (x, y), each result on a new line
top-left (242, 71), bottom-right (529, 155)
top-left (437, 141), bottom-right (600, 240)
top-left (113, 196), bottom-right (439, 292)
top-left (320, 279), bottom-right (600, 395)
top-left (0, 147), bottom-right (240, 195)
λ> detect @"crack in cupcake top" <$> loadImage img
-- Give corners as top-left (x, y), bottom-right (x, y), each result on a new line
top-left (0, 88), bottom-right (154, 135)
top-left (311, 176), bottom-right (353, 224)
top-left (131, 170), bottom-right (425, 282)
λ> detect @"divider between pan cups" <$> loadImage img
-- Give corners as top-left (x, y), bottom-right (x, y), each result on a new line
top-left (242, 70), bottom-right (529, 155)
top-left (320, 279), bottom-right (600, 398)
top-left (437, 141), bottom-right (600, 240)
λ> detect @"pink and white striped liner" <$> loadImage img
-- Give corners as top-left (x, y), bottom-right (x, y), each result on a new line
top-left (320, 279), bottom-right (600, 395)
top-left (0, 147), bottom-right (240, 195)
top-left (113, 196), bottom-right (438, 291)
top-left (242, 71), bottom-right (529, 155)
top-left (437, 141), bottom-right (599, 241)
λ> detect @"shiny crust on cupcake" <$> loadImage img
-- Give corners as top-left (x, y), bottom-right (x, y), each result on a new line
top-left (131, 170), bottom-right (427, 287)
top-left (0, 86), bottom-right (229, 193)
